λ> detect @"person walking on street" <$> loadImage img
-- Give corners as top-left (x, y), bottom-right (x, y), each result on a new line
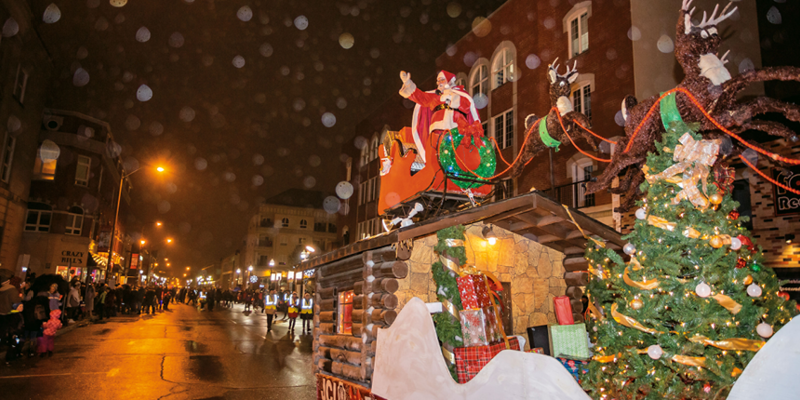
top-left (143, 286), bottom-right (156, 315)
top-left (38, 309), bottom-right (62, 357)
top-left (84, 281), bottom-right (96, 321)
top-left (155, 286), bottom-right (163, 312)
top-left (300, 292), bottom-right (314, 334)
top-left (264, 289), bottom-right (278, 333)
top-left (66, 281), bottom-right (81, 323)
top-left (95, 286), bottom-right (108, 320)
top-left (287, 292), bottom-right (300, 332)
top-left (105, 286), bottom-right (117, 318)
top-left (163, 288), bottom-right (172, 311)
top-left (134, 286), bottom-right (144, 315)
top-left (280, 290), bottom-right (291, 321)
top-left (207, 288), bottom-right (215, 311)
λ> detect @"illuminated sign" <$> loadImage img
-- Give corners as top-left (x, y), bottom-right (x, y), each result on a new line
top-left (130, 253), bottom-right (139, 269)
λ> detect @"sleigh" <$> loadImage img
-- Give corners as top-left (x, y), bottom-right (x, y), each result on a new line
top-left (378, 127), bottom-right (494, 217)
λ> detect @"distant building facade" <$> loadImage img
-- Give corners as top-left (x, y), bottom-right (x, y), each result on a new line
top-left (243, 189), bottom-right (337, 289)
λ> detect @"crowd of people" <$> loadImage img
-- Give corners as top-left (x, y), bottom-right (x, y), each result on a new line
top-left (1, 269), bottom-right (316, 365)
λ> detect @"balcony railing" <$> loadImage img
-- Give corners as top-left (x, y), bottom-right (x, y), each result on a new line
top-left (542, 179), bottom-right (595, 210)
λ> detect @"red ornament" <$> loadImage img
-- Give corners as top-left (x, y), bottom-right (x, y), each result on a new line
top-left (728, 210), bottom-right (739, 220)
top-left (714, 163), bottom-right (735, 194)
top-left (735, 258), bottom-right (747, 269)
top-left (703, 383), bottom-right (712, 394)
top-left (738, 235), bottom-right (756, 251)
top-left (778, 291), bottom-right (790, 301)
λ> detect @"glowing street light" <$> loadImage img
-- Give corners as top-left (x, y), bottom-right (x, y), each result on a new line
top-left (269, 259), bottom-right (275, 267)
top-left (305, 245), bottom-right (316, 253)
top-left (157, 166), bottom-right (165, 172)
top-left (167, 238), bottom-right (173, 244)
top-left (140, 240), bottom-right (146, 245)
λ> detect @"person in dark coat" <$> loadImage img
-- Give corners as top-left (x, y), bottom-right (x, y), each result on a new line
top-left (134, 287), bottom-right (145, 315)
top-left (104, 287), bottom-right (117, 318)
top-left (21, 290), bottom-right (50, 357)
top-left (143, 286), bottom-right (156, 314)
top-left (154, 286), bottom-right (163, 311)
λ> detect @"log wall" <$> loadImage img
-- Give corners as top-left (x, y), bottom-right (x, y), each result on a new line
top-left (312, 245), bottom-right (407, 388)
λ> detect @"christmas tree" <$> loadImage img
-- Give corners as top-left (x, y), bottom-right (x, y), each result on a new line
top-left (582, 120), bottom-right (798, 400)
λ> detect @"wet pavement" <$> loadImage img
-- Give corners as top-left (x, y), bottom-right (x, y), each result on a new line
top-left (0, 303), bottom-right (315, 399)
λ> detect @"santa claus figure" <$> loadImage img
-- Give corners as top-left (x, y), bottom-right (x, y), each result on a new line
top-left (399, 70), bottom-right (485, 167)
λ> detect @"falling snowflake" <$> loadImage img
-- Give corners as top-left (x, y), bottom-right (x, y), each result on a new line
top-left (232, 55), bottom-right (245, 68)
top-left (321, 112), bottom-right (336, 127)
top-left (43, 4), bottom-right (61, 24)
top-left (237, 6), bottom-right (253, 22)
top-left (136, 27), bottom-right (151, 42)
top-left (136, 84), bottom-right (153, 102)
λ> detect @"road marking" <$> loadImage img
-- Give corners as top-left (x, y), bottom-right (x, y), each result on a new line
top-left (107, 368), bottom-right (120, 377)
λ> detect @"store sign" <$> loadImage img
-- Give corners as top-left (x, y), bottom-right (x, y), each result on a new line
top-left (773, 166), bottom-right (800, 216)
top-left (316, 374), bottom-right (385, 400)
top-left (61, 250), bottom-right (85, 266)
top-left (96, 227), bottom-right (112, 253)
top-left (130, 253), bottom-right (139, 269)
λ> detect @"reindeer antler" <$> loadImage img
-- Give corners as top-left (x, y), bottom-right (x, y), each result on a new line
top-left (564, 60), bottom-right (578, 77)
top-left (681, 0), bottom-right (694, 12)
top-left (549, 57), bottom-right (559, 72)
top-left (698, 2), bottom-right (737, 29)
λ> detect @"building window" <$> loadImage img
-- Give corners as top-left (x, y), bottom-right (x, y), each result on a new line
top-left (299, 219), bottom-right (308, 229)
top-left (298, 237), bottom-right (306, 244)
top-left (13, 64), bottom-right (29, 104)
top-left (564, 2), bottom-right (591, 58)
top-left (1, 131), bottom-right (15, 183)
top-left (33, 154), bottom-right (57, 181)
top-left (360, 142), bottom-right (369, 167)
top-left (370, 135), bottom-right (379, 162)
top-left (281, 217), bottom-right (289, 227)
top-left (455, 77), bottom-right (466, 88)
top-left (259, 236), bottom-right (273, 247)
top-left (492, 47), bottom-right (514, 89)
top-left (337, 290), bottom-right (354, 334)
top-left (260, 218), bottom-right (272, 227)
top-left (571, 158), bottom-right (595, 208)
top-left (75, 155), bottom-right (91, 186)
top-left (279, 235), bottom-right (288, 246)
top-left (470, 64), bottom-right (488, 97)
top-left (493, 109), bottom-right (514, 150)
top-left (65, 206), bottom-right (84, 235)
top-left (328, 223), bottom-right (337, 233)
top-left (496, 180), bottom-right (515, 201)
top-left (314, 222), bottom-right (326, 232)
top-left (346, 157), bottom-right (352, 181)
top-left (25, 203), bottom-right (52, 232)
top-left (572, 82), bottom-right (592, 123)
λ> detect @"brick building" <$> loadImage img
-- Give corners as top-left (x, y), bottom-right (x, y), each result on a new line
top-left (20, 109), bottom-right (132, 283)
top-left (0, 1), bottom-right (53, 272)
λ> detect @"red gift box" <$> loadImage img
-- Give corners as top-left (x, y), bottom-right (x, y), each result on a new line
top-left (457, 274), bottom-right (491, 310)
top-left (454, 337), bottom-right (520, 383)
top-left (553, 296), bottom-right (574, 325)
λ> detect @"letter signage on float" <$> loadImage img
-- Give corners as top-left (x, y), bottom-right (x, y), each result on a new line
top-left (316, 374), bottom-right (386, 400)
top-left (773, 166), bottom-right (800, 216)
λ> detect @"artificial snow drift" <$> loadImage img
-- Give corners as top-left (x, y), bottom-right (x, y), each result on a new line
top-left (371, 297), bottom-right (591, 400)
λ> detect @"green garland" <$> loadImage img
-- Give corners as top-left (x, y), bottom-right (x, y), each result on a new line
top-left (431, 225), bottom-right (468, 381)
top-left (438, 129), bottom-right (497, 190)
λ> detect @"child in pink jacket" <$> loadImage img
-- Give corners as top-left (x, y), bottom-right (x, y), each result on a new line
top-left (39, 309), bottom-right (62, 357)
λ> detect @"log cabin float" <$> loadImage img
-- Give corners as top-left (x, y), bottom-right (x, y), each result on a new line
top-left (296, 190), bottom-right (624, 395)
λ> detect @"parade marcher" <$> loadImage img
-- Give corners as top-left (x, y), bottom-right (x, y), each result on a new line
top-left (287, 292), bottom-right (300, 332)
top-left (264, 289), bottom-right (278, 333)
top-left (280, 290), bottom-right (291, 321)
top-left (300, 292), bottom-right (314, 334)
top-left (243, 290), bottom-right (252, 312)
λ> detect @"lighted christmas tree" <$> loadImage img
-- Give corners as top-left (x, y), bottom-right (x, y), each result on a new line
top-left (582, 120), bottom-right (798, 400)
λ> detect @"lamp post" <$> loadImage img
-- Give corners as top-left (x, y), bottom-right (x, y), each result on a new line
top-left (247, 265), bottom-right (253, 289)
top-left (106, 166), bottom-right (165, 280)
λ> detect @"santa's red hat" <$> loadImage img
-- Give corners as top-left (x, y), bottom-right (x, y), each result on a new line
top-left (437, 70), bottom-right (457, 85)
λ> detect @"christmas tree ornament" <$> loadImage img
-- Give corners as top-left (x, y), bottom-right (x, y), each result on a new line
top-left (631, 298), bottom-right (643, 310)
top-left (709, 236), bottom-right (723, 249)
top-left (778, 291), bottom-right (790, 301)
top-left (751, 263), bottom-right (762, 272)
top-left (746, 284), bottom-right (762, 298)
top-left (728, 210), bottom-right (740, 220)
top-left (623, 243), bottom-right (636, 255)
top-left (695, 282), bottom-right (711, 298)
top-left (708, 192), bottom-right (723, 205)
top-left (743, 275), bottom-right (753, 285)
top-left (738, 235), bottom-right (756, 251)
top-left (635, 208), bottom-right (647, 220)
top-left (703, 383), bottom-right (712, 394)
top-left (730, 237), bottom-right (742, 250)
top-left (756, 322), bottom-right (773, 338)
top-left (647, 344), bottom-right (663, 360)
top-left (736, 258), bottom-right (747, 269)
top-left (677, 211), bottom-right (685, 220)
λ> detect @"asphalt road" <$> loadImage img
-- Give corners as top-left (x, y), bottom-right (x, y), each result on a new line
top-left (0, 302), bottom-right (316, 400)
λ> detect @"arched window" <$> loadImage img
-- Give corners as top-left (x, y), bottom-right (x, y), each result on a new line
top-left (491, 43), bottom-right (516, 89)
top-left (563, 1), bottom-right (592, 58)
top-left (567, 156), bottom-right (595, 208)
top-left (66, 206), bottom-right (84, 235)
top-left (370, 135), bottom-right (379, 161)
top-left (455, 73), bottom-right (467, 89)
top-left (25, 202), bottom-right (52, 232)
top-left (299, 219), bottom-right (308, 229)
top-left (571, 73), bottom-right (595, 125)
top-left (342, 226), bottom-right (350, 246)
top-left (281, 217), bottom-right (289, 227)
top-left (470, 63), bottom-right (488, 96)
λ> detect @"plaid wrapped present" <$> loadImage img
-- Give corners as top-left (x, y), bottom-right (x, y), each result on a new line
top-left (550, 323), bottom-right (591, 359)
top-left (457, 274), bottom-right (491, 310)
top-left (454, 336), bottom-right (520, 383)
top-left (557, 357), bottom-right (589, 384)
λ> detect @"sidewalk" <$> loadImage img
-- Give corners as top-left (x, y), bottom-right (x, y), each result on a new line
top-left (1, 318), bottom-right (91, 362)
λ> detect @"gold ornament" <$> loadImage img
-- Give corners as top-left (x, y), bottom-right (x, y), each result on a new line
top-left (709, 193), bottom-right (723, 205)
top-left (631, 298), bottom-right (644, 310)
top-left (744, 275), bottom-right (753, 285)
top-left (709, 236), bottom-right (723, 248)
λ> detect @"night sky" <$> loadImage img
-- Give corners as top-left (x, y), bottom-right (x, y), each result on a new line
top-left (28, 0), bottom-right (507, 274)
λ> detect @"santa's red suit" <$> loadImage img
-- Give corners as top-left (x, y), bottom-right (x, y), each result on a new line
top-left (399, 70), bottom-right (484, 163)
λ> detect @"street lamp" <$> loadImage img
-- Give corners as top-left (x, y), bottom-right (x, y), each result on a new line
top-left (106, 165), bottom-right (166, 276)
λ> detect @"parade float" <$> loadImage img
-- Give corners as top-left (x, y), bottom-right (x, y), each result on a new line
top-left (306, 2), bottom-right (800, 399)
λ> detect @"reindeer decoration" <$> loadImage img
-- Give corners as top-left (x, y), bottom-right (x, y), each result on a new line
top-left (509, 59), bottom-right (599, 178)
top-left (587, 0), bottom-right (800, 210)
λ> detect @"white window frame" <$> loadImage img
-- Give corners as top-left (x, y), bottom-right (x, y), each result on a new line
top-left (491, 46), bottom-right (515, 89)
top-left (370, 135), bottom-right (379, 162)
top-left (360, 143), bottom-right (369, 167)
top-left (571, 81), bottom-right (593, 125)
top-left (279, 235), bottom-right (288, 246)
top-left (570, 157), bottom-right (595, 208)
top-left (563, 2), bottom-right (591, 58)
top-left (493, 109), bottom-right (514, 150)
top-left (25, 204), bottom-right (52, 232)
top-left (1, 131), bottom-right (15, 183)
top-left (13, 64), bottom-right (29, 104)
top-left (65, 207), bottom-right (84, 235)
top-left (75, 155), bottom-right (91, 187)
top-left (470, 63), bottom-right (488, 97)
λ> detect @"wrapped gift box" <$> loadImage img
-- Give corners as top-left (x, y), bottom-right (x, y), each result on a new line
top-left (557, 357), bottom-right (589, 384)
top-left (553, 296), bottom-right (574, 325)
top-left (483, 305), bottom-right (502, 343)
top-left (460, 308), bottom-right (490, 347)
top-left (457, 274), bottom-right (491, 310)
top-left (549, 323), bottom-right (591, 359)
top-left (454, 336), bottom-right (520, 383)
